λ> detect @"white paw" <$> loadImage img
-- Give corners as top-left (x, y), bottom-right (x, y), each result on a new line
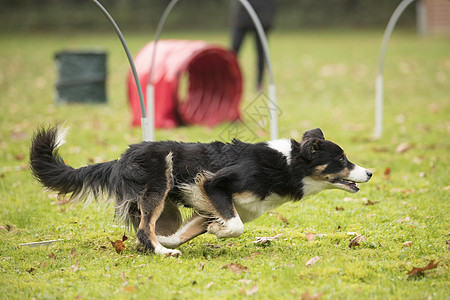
top-left (155, 245), bottom-right (181, 257)
top-left (207, 217), bottom-right (244, 238)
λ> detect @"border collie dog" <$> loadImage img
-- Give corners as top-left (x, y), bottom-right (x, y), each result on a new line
top-left (30, 127), bottom-right (371, 257)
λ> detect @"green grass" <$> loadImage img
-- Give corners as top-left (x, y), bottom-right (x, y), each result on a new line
top-left (0, 29), bottom-right (449, 299)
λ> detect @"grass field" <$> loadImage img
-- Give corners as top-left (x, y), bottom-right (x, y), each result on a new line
top-left (0, 29), bottom-right (449, 299)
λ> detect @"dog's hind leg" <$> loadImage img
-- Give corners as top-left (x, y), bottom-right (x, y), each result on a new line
top-left (157, 213), bottom-right (209, 249)
top-left (136, 152), bottom-right (181, 257)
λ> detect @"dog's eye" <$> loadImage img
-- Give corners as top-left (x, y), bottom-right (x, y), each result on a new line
top-left (339, 156), bottom-right (346, 165)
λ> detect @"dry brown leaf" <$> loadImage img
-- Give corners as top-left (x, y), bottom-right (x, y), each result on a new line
top-left (305, 256), bottom-right (320, 267)
top-left (69, 261), bottom-right (79, 272)
top-left (253, 233), bottom-right (283, 245)
top-left (305, 232), bottom-right (315, 242)
top-left (243, 252), bottom-right (262, 260)
top-left (221, 263), bottom-right (248, 275)
top-left (203, 243), bottom-right (222, 249)
top-left (335, 206), bottom-right (344, 211)
top-left (0, 224), bottom-right (12, 232)
top-left (396, 143), bottom-right (413, 154)
top-left (301, 290), bottom-right (324, 300)
top-left (348, 235), bottom-right (366, 249)
top-left (364, 199), bottom-right (379, 206)
top-left (108, 235), bottom-right (127, 254)
top-left (68, 248), bottom-right (77, 259)
top-left (402, 241), bottom-right (413, 248)
top-left (123, 286), bottom-right (135, 293)
top-left (199, 262), bottom-right (205, 271)
top-left (269, 211), bottom-right (290, 224)
top-left (396, 216), bottom-right (411, 223)
top-left (407, 260), bottom-right (439, 278)
top-left (48, 252), bottom-right (57, 260)
top-left (121, 272), bottom-right (128, 281)
top-left (384, 167), bottom-right (391, 180)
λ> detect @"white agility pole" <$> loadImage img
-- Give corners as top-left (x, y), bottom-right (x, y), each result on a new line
top-left (374, 0), bottom-right (415, 139)
top-left (148, 0), bottom-right (277, 141)
top-left (91, 0), bottom-right (152, 141)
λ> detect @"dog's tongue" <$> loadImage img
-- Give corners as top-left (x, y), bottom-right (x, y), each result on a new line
top-left (340, 179), bottom-right (359, 192)
top-left (346, 181), bottom-right (359, 192)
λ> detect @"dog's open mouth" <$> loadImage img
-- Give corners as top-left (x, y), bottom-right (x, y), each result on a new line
top-left (331, 178), bottom-right (359, 193)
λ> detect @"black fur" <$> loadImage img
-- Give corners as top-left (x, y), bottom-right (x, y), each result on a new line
top-left (29, 126), bottom-right (371, 255)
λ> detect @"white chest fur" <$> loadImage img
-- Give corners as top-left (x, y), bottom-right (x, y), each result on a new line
top-left (233, 192), bottom-right (289, 223)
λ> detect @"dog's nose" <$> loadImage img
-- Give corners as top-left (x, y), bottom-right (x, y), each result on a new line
top-left (366, 170), bottom-right (372, 179)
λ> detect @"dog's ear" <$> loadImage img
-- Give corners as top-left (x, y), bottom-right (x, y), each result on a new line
top-left (302, 128), bottom-right (325, 141)
top-left (300, 138), bottom-right (322, 160)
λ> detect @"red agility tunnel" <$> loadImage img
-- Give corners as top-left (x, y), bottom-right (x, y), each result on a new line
top-left (127, 40), bottom-right (243, 128)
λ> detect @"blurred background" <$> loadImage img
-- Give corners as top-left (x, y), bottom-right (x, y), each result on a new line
top-left (0, 0), bottom-right (418, 32)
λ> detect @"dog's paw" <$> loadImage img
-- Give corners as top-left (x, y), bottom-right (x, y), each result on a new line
top-left (207, 222), bottom-right (233, 238)
top-left (207, 218), bottom-right (244, 238)
top-left (155, 245), bottom-right (181, 257)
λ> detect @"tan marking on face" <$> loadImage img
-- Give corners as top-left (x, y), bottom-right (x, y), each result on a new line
top-left (311, 164), bottom-right (352, 181)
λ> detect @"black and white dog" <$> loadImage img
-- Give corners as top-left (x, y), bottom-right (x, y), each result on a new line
top-left (30, 127), bottom-right (371, 257)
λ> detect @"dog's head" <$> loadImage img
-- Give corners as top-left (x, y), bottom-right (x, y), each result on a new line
top-left (298, 128), bottom-right (372, 195)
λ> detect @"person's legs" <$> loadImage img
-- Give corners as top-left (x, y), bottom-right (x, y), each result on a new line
top-left (254, 28), bottom-right (270, 89)
top-left (231, 27), bottom-right (247, 54)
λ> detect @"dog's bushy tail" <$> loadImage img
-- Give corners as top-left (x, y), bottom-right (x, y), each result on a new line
top-left (29, 126), bottom-right (116, 205)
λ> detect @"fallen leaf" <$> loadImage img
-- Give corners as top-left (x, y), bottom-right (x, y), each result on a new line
top-left (48, 252), bottom-right (57, 260)
top-left (123, 286), bottom-right (135, 293)
top-left (305, 233), bottom-right (315, 242)
top-left (221, 263), bottom-right (248, 275)
top-left (27, 267), bottom-right (36, 274)
top-left (68, 248), bottom-right (77, 260)
top-left (69, 261), bottom-right (79, 272)
top-left (199, 262), bottom-right (205, 271)
top-left (203, 243), bottom-right (221, 249)
top-left (348, 235), bottom-right (366, 249)
top-left (305, 256), bottom-right (320, 267)
top-left (335, 206), bottom-right (344, 211)
top-left (121, 272), bottom-right (128, 281)
top-left (396, 143), bottom-right (413, 154)
top-left (108, 236), bottom-right (127, 254)
top-left (396, 216), bottom-right (411, 223)
top-left (407, 260), bottom-right (439, 278)
top-left (269, 211), bottom-right (289, 224)
top-left (243, 252), bottom-right (262, 260)
top-left (384, 167), bottom-right (391, 180)
top-left (301, 290), bottom-right (324, 300)
top-left (446, 240), bottom-right (450, 251)
top-left (402, 241), bottom-right (413, 248)
top-left (253, 233), bottom-right (283, 245)
top-left (15, 154), bottom-right (25, 161)
top-left (364, 199), bottom-right (379, 206)
top-left (0, 224), bottom-right (12, 231)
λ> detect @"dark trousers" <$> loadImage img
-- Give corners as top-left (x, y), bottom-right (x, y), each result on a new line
top-left (231, 27), bottom-right (269, 87)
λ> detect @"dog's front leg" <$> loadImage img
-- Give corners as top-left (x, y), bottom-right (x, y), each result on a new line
top-left (203, 179), bottom-right (244, 239)
top-left (207, 214), bottom-right (244, 238)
